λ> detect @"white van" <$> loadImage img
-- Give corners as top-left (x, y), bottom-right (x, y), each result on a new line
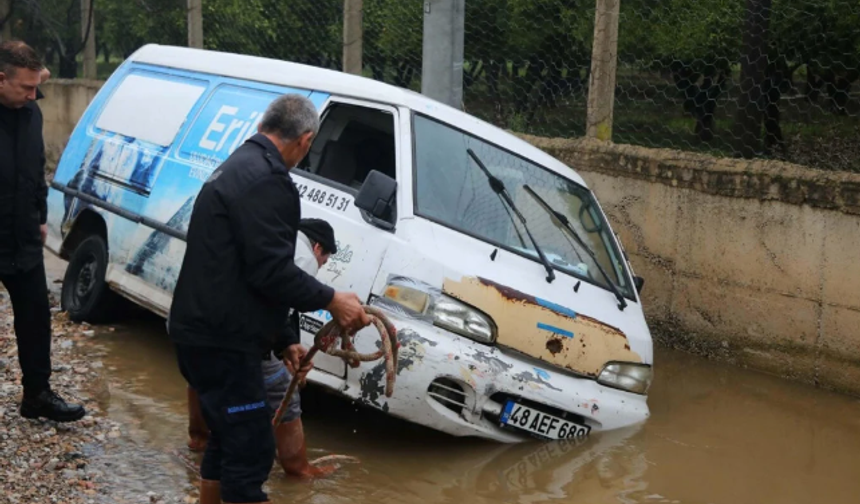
top-left (45, 44), bottom-right (653, 443)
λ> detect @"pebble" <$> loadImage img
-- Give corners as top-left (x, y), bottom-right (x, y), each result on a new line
top-left (3, 283), bottom-right (201, 504)
top-left (0, 297), bottom-right (147, 504)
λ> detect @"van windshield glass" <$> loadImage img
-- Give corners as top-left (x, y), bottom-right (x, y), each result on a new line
top-left (412, 114), bottom-right (634, 299)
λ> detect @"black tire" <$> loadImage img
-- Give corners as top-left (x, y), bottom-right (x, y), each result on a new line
top-left (61, 235), bottom-right (118, 323)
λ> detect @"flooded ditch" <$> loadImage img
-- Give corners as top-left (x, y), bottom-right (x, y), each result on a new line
top-left (82, 308), bottom-right (860, 504)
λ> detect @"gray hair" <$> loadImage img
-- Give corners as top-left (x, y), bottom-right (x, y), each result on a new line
top-left (259, 94), bottom-right (320, 142)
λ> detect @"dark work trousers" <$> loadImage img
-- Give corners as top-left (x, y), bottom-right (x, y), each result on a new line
top-left (0, 262), bottom-right (52, 396)
top-left (175, 344), bottom-right (276, 503)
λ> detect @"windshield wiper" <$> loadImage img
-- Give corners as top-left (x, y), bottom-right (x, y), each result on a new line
top-left (523, 184), bottom-right (628, 311)
top-left (466, 148), bottom-right (556, 284)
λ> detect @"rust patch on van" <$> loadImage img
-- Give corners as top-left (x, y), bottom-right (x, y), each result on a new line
top-left (443, 276), bottom-right (641, 377)
top-left (546, 338), bottom-right (564, 355)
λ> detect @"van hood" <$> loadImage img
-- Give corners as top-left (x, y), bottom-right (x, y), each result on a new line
top-left (390, 220), bottom-right (651, 378)
top-left (442, 276), bottom-right (642, 378)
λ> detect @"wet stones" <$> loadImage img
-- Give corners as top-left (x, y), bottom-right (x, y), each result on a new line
top-left (0, 287), bottom-right (126, 504)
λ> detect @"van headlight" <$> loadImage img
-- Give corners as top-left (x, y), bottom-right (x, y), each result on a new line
top-left (372, 276), bottom-right (497, 344)
top-left (597, 362), bottom-right (653, 395)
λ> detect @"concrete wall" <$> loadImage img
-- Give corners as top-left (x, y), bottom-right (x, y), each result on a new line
top-left (39, 79), bottom-right (104, 173)
top-left (521, 134), bottom-right (860, 396)
top-left (37, 80), bottom-right (860, 395)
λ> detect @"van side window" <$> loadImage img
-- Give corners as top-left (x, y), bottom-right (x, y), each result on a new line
top-left (297, 103), bottom-right (397, 191)
top-left (88, 72), bottom-right (207, 193)
top-left (96, 73), bottom-right (206, 147)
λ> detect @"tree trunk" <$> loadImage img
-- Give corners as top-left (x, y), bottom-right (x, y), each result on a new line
top-left (732, 0), bottom-right (772, 158)
top-left (827, 75), bottom-right (854, 116)
top-left (0, 0), bottom-right (12, 41)
top-left (695, 71), bottom-right (726, 142)
top-left (805, 66), bottom-right (821, 104)
top-left (763, 71), bottom-right (785, 155)
top-left (369, 60), bottom-right (385, 82)
top-left (58, 51), bottom-right (78, 78)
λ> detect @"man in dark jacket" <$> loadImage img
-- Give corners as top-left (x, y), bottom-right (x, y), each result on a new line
top-left (168, 94), bottom-right (369, 504)
top-left (0, 41), bottom-right (85, 423)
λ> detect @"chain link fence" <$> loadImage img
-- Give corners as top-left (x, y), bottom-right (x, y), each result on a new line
top-left (613, 0), bottom-right (860, 172)
top-left (462, 0), bottom-right (594, 139)
top-left (2, 0), bottom-right (858, 172)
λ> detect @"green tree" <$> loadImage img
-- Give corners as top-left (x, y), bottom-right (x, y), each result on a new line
top-left (96, 0), bottom-right (184, 60)
top-left (631, 0), bottom-right (743, 141)
top-left (364, 0), bottom-right (423, 88)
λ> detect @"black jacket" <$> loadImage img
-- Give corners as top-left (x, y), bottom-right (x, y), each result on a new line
top-left (0, 98), bottom-right (47, 275)
top-left (168, 134), bottom-right (335, 354)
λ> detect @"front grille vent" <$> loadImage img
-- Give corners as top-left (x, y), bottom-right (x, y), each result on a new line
top-left (428, 378), bottom-right (468, 414)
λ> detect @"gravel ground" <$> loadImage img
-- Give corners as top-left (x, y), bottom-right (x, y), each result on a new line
top-left (0, 286), bottom-right (199, 504)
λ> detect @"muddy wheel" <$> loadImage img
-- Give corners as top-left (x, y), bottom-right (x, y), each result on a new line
top-left (61, 235), bottom-right (118, 323)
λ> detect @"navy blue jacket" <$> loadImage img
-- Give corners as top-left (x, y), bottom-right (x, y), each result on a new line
top-left (168, 134), bottom-right (334, 353)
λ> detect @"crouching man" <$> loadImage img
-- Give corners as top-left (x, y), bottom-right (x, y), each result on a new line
top-left (266, 217), bottom-right (341, 478)
top-left (186, 217), bottom-right (346, 479)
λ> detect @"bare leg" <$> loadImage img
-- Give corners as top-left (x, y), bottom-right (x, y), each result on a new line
top-left (187, 386), bottom-right (209, 452)
top-left (275, 418), bottom-right (338, 479)
top-left (199, 479), bottom-right (220, 504)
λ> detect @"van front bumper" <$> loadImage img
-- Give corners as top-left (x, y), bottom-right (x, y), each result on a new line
top-left (337, 312), bottom-right (651, 443)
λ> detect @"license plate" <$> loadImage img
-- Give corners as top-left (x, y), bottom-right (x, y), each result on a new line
top-left (500, 401), bottom-right (591, 441)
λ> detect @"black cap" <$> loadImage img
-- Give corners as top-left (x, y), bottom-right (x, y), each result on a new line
top-left (299, 218), bottom-right (337, 254)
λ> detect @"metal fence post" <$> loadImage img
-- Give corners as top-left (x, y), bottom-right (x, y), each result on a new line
top-left (586, 0), bottom-right (620, 141)
top-left (81, 0), bottom-right (97, 79)
top-left (421, 0), bottom-right (465, 109)
top-left (343, 0), bottom-right (363, 74)
top-left (188, 0), bottom-right (204, 49)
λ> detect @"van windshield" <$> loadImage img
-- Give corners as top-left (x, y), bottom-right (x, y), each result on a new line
top-left (412, 114), bottom-right (634, 299)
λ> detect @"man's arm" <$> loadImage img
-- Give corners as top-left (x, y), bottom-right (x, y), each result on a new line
top-left (228, 176), bottom-right (334, 312)
top-left (37, 144), bottom-right (47, 226)
top-left (35, 108), bottom-right (48, 242)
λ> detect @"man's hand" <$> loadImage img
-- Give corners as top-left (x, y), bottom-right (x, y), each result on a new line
top-left (326, 291), bottom-right (371, 334)
top-left (285, 344), bottom-right (313, 384)
top-left (40, 224), bottom-right (47, 245)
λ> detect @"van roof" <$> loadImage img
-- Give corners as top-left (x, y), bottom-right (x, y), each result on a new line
top-left (129, 44), bottom-right (587, 187)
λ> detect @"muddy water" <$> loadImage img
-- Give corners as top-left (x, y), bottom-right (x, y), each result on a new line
top-left (88, 311), bottom-right (860, 504)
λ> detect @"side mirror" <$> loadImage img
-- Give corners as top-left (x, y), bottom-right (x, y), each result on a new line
top-left (633, 275), bottom-right (645, 294)
top-left (355, 170), bottom-right (397, 230)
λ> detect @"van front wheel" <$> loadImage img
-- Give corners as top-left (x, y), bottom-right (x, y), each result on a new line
top-left (61, 235), bottom-right (117, 323)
